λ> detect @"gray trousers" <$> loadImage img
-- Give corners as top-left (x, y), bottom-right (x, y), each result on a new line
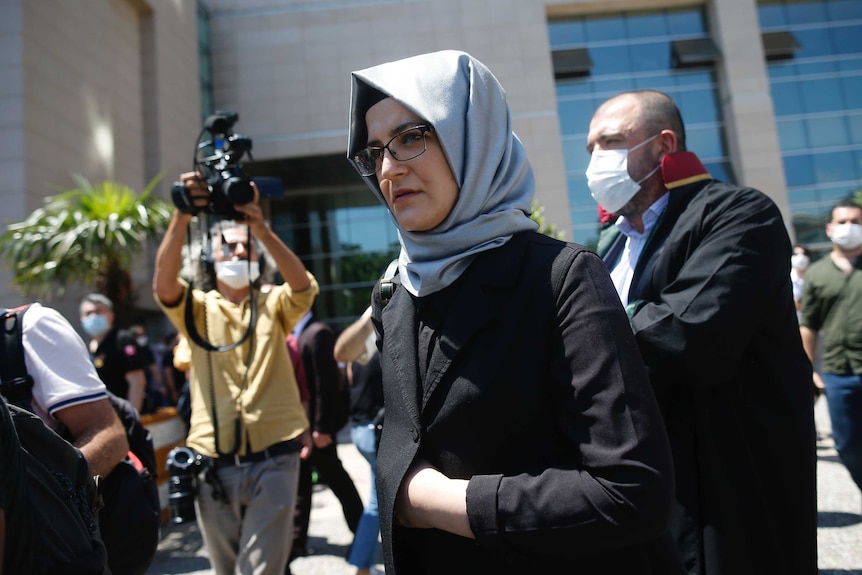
top-left (195, 452), bottom-right (300, 575)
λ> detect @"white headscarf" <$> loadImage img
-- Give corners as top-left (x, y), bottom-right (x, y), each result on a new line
top-left (347, 50), bottom-right (537, 297)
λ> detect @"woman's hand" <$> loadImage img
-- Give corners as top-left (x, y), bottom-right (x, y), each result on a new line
top-left (394, 460), bottom-right (474, 539)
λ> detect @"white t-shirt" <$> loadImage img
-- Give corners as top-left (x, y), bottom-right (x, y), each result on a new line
top-left (18, 303), bottom-right (108, 426)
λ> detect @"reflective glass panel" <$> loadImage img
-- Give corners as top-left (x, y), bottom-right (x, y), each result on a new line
top-left (762, 0), bottom-right (862, 225)
top-left (777, 118), bottom-right (809, 151)
top-left (805, 116), bottom-right (849, 147)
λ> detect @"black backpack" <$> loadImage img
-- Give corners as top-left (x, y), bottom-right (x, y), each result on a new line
top-left (0, 308), bottom-right (108, 574)
top-left (0, 305), bottom-right (161, 575)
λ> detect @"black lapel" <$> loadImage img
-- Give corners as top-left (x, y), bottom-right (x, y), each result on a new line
top-left (629, 182), bottom-right (702, 301)
top-left (420, 235), bottom-right (526, 410)
top-left (381, 282), bottom-right (423, 427)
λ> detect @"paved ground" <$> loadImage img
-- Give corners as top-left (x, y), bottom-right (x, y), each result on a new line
top-left (147, 397), bottom-right (862, 574)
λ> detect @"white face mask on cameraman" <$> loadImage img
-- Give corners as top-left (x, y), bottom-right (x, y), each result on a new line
top-left (830, 223), bottom-right (862, 250)
top-left (215, 260), bottom-right (260, 289)
top-left (586, 133), bottom-right (661, 214)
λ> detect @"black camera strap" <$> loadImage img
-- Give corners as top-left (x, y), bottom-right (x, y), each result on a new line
top-left (183, 287), bottom-right (257, 353)
top-left (182, 222), bottom-right (258, 353)
top-left (197, 269), bottom-right (257, 460)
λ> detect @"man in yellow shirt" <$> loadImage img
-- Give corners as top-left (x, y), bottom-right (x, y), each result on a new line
top-left (153, 173), bottom-right (318, 575)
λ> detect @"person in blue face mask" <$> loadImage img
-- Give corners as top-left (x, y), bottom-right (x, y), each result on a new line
top-left (588, 90), bottom-right (817, 575)
top-left (79, 293), bottom-right (148, 413)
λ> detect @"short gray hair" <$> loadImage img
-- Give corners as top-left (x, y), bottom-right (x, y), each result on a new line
top-left (79, 293), bottom-right (114, 314)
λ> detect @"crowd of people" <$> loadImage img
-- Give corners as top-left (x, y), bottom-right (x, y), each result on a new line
top-left (3, 48), bottom-right (861, 575)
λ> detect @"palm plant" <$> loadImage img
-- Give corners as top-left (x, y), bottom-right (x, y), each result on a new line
top-left (0, 175), bottom-right (172, 316)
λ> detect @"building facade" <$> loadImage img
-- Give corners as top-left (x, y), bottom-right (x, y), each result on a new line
top-left (1, 0), bottom-right (859, 330)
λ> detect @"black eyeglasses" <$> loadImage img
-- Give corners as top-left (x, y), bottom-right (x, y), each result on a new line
top-left (352, 125), bottom-right (434, 177)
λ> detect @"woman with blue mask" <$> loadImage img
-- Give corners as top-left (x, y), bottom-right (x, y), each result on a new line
top-left (347, 50), bottom-right (681, 575)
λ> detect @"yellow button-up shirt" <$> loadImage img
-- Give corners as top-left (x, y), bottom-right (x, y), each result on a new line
top-left (157, 274), bottom-right (318, 457)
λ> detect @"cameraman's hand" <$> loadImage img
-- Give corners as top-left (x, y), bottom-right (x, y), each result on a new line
top-left (234, 183), bottom-right (265, 230)
top-left (177, 172), bottom-right (213, 216)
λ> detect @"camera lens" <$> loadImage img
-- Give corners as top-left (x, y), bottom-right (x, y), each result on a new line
top-left (223, 175), bottom-right (254, 206)
top-left (167, 447), bottom-right (198, 470)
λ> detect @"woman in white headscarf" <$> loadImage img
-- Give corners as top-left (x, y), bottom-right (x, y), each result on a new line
top-left (347, 50), bottom-right (682, 575)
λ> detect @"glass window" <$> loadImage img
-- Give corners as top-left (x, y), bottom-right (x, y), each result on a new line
top-left (558, 99), bottom-right (601, 134)
top-left (817, 181), bottom-right (859, 204)
top-left (686, 125), bottom-right (724, 159)
top-left (562, 137), bottom-right (590, 172)
top-left (556, 81), bottom-right (593, 98)
top-left (675, 87), bottom-right (720, 123)
top-left (674, 70), bottom-right (714, 86)
top-left (567, 175), bottom-right (593, 205)
top-left (838, 56), bottom-right (862, 72)
top-left (771, 80), bottom-right (804, 115)
top-left (794, 28), bottom-right (836, 59)
top-left (666, 10), bottom-right (705, 35)
top-left (848, 114), bottom-right (862, 143)
top-left (586, 17), bottom-right (627, 42)
top-left (703, 161), bottom-right (735, 184)
top-left (812, 150), bottom-right (856, 182)
top-left (777, 118), bottom-right (808, 151)
top-left (786, 187), bottom-right (821, 207)
top-left (828, 0), bottom-right (862, 20)
top-left (785, 1), bottom-right (828, 25)
top-left (783, 154), bottom-right (816, 186)
top-left (548, 20), bottom-right (586, 47)
top-left (768, 60), bottom-right (800, 78)
top-left (805, 116), bottom-right (849, 148)
top-left (758, 3), bottom-right (787, 28)
top-left (628, 41), bottom-right (670, 71)
top-left (590, 45), bottom-right (634, 75)
top-left (841, 76), bottom-right (862, 108)
top-left (626, 12), bottom-right (668, 38)
top-left (832, 25), bottom-right (862, 55)
top-left (634, 71), bottom-right (677, 91)
top-left (592, 77), bottom-right (638, 98)
top-left (800, 77), bottom-right (844, 113)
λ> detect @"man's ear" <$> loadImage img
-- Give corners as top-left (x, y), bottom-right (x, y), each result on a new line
top-left (658, 129), bottom-right (678, 155)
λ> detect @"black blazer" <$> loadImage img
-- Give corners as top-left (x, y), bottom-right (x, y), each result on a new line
top-left (297, 319), bottom-right (348, 435)
top-left (372, 231), bottom-right (681, 575)
top-left (600, 179), bottom-right (818, 575)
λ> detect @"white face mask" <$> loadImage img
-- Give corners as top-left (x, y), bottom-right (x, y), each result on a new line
top-left (215, 260), bottom-right (260, 290)
top-left (790, 254), bottom-right (810, 270)
top-left (586, 133), bottom-right (661, 214)
top-left (830, 223), bottom-right (862, 250)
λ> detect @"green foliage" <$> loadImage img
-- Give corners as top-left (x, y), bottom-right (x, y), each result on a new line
top-left (854, 189), bottom-right (862, 209)
top-left (530, 199), bottom-right (565, 240)
top-left (0, 174), bottom-right (172, 307)
top-left (335, 242), bottom-right (400, 318)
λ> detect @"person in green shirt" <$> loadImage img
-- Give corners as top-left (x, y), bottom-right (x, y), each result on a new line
top-left (800, 198), bottom-right (862, 493)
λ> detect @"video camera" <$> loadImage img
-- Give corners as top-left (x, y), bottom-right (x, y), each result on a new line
top-left (171, 111), bottom-right (255, 221)
top-left (165, 446), bottom-right (206, 524)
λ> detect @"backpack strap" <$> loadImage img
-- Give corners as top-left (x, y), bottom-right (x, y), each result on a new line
top-left (379, 259), bottom-right (400, 306)
top-left (0, 304), bottom-right (35, 406)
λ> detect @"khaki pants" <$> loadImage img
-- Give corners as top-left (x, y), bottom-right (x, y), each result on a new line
top-left (195, 452), bottom-right (300, 575)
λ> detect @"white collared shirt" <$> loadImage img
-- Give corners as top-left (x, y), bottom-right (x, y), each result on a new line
top-left (610, 192), bottom-right (669, 305)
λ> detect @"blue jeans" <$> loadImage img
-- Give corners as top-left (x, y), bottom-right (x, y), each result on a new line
top-left (822, 372), bottom-right (862, 492)
top-left (348, 421), bottom-right (380, 568)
